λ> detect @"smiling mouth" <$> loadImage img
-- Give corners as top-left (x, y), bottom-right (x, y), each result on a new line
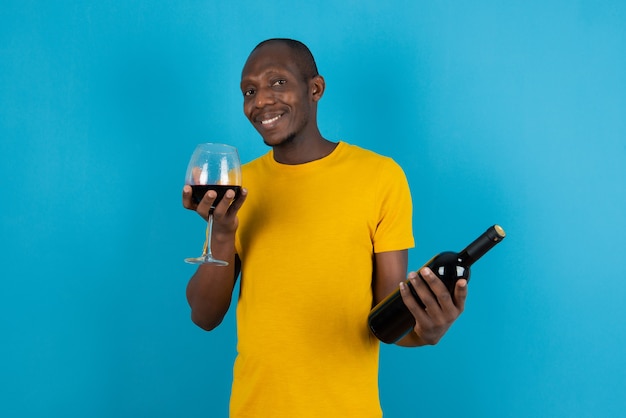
top-left (260, 114), bottom-right (282, 125)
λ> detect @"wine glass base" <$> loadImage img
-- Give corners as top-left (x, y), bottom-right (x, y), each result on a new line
top-left (184, 256), bottom-right (229, 266)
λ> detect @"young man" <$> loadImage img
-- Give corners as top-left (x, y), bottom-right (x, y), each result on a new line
top-left (182, 38), bottom-right (467, 417)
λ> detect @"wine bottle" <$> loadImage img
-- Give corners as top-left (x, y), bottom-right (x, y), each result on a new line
top-left (368, 224), bottom-right (506, 344)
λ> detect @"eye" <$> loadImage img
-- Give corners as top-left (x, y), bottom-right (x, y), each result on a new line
top-left (272, 79), bottom-right (287, 87)
top-left (243, 88), bottom-right (255, 97)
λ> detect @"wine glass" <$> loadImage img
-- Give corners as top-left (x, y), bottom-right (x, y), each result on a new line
top-left (184, 143), bottom-right (242, 265)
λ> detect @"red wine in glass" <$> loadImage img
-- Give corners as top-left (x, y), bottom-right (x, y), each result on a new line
top-left (190, 185), bottom-right (243, 210)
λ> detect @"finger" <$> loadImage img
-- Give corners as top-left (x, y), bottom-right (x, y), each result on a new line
top-left (418, 267), bottom-right (454, 309)
top-left (453, 279), bottom-right (468, 312)
top-left (196, 189), bottom-right (217, 219)
top-left (399, 273), bottom-right (429, 318)
top-left (213, 188), bottom-right (237, 215)
top-left (182, 185), bottom-right (195, 209)
top-left (407, 268), bottom-right (441, 311)
top-left (226, 187), bottom-right (247, 213)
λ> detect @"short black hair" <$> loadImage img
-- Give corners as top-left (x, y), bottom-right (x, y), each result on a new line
top-left (252, 38), bottom-right (319, 81)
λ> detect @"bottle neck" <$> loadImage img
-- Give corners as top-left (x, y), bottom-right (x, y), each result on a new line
top-left (458, 225), bottom-right (506, 267)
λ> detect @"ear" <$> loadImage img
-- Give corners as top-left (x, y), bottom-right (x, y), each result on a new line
top-left (309, 75), bottom-right (325, 102)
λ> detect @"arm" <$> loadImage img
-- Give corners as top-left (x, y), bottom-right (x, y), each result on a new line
top-left (182, 185), bottom-right (247, 331)
top-left (372, 251), bottom-right (467, 347)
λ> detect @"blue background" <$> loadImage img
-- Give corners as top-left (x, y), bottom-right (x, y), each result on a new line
top-left (2, 1), bottom-right (625, 417)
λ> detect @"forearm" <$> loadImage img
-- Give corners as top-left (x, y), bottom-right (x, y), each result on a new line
top-left (186, 234), bottom-right (239, 330)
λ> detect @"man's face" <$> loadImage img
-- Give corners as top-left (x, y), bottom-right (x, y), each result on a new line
top-left (240, 43), bottom-right (314, 147)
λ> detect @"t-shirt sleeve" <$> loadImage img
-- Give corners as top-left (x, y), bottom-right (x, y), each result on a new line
top-left (372, 157), bottom-right (415, 253)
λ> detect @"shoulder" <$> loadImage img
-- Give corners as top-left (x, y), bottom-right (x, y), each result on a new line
top-left (340, 142), bottom-right (406, 175)
top-left (340, 142), bottom-right (396, 163)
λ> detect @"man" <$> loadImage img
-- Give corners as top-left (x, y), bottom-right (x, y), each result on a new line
top-left (182, 38), bottom-right (467, 417)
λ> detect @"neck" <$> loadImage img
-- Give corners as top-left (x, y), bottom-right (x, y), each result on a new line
top-left (272, 132), bottom-right (337, 165)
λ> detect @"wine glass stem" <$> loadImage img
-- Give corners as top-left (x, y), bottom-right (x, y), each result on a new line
top-left (205, 212), bottom-right (215, 259)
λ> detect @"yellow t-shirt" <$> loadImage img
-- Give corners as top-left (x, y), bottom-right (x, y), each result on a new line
top-left (232, 142), bottom-right (414, 417)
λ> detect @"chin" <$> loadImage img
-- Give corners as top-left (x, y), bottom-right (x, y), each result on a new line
top-left (262, 132), bottom-right (296, 147)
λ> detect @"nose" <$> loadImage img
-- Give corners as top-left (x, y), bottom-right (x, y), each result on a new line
top-left (255, 87), bottom-right (275, 108)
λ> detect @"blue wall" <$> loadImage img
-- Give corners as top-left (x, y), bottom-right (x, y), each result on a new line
top-left (2, 1), bottom-right (625, 417)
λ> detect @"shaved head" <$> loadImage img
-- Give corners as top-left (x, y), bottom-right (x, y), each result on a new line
top-left (251, 38), bottom-right (319, 81)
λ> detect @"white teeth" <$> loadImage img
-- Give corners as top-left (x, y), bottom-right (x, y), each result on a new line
top-left (261, 115), bottom-right (281, 125)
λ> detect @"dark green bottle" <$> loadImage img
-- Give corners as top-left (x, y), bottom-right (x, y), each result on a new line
top-left (368, 225), bottom-right (506, 344)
